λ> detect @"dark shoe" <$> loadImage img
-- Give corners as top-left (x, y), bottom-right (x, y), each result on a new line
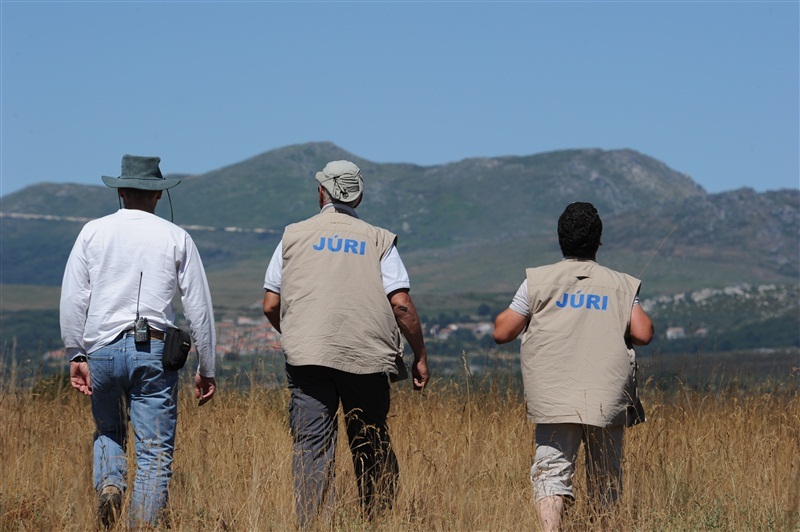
top-left (97, 485), bottom-right (122, 529)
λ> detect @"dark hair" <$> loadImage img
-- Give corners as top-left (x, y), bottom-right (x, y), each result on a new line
top-left (557, 202), bottom-right (602, 259)
top-left (119, 187), bottom-right (160, 201)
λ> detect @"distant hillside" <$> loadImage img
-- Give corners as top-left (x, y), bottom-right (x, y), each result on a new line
top-left (1, 142), bottom-right (705, 248)
top-left (640, 282), bottom-right (800, 353)
top-left (2, 142), bottom-right (799, 359)
top-left (0, 142), bottom-right (701, 283)
top-left (604, 188), bottom-right (799, 279)
top-left (1, 141), bottom-right (797, 297)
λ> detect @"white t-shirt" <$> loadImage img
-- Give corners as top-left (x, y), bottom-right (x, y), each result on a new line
top-left (508, 280), bottom-right (641, 316)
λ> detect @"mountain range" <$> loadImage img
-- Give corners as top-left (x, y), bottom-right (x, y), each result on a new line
top-left (1, 141), bottom-right (798, 356)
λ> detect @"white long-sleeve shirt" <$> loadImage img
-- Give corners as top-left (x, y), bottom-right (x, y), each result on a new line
top-left (60, 209), bottom-right (217, 377)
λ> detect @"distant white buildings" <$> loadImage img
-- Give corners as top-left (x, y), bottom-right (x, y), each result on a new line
top-left (665, 326), bottom-right (708, 341)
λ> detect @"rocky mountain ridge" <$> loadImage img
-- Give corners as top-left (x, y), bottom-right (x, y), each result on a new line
top-left (1, 142), bottom-right (797, 296)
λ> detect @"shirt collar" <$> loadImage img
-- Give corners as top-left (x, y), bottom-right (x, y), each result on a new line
top-left (320, 202), bottom-right (359, 219)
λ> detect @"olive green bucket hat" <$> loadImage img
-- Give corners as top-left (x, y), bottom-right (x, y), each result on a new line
top-left (315, 160), bottom-right (363, 203)
top-left (101, 154), bottom-right (181, 190)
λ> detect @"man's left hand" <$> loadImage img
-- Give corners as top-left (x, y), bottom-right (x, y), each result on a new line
top-left (412, 357), bottom-right (429, 391)
top-left (194, 373), bottom-right (216, 406)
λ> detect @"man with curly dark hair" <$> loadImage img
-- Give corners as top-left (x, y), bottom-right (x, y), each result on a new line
top-left (493, 202), bottom-right (654, 531)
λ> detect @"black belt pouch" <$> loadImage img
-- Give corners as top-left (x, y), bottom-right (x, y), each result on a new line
top-left (162, 327), bottom-right (192, 371)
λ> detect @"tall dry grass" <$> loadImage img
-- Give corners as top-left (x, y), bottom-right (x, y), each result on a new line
top-left (1, 364), bottom-right (798, 531)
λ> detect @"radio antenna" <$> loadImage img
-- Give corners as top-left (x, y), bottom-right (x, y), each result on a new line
top-left (639, 225), bottom-right (677, 277)
top-left (136, 271), bottom-right (143, 319)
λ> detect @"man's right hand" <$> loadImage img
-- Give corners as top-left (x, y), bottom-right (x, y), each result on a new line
top-left (70, 361), bottom-right (92, 396)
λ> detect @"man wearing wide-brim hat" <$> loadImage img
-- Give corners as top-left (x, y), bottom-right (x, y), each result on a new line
top-left (61, 154), bottom-right (217, 528)
top-left (262, 160), bottom-right (430, 526)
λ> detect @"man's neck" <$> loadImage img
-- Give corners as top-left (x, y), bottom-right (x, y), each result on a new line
top-left (122, 204), bottom-right (156, 214)
top-left (320, 202), bottom-right (359, 218)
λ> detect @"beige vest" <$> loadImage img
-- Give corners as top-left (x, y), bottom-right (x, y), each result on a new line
top-left (520, 259), bottom-right (640, 427)
top-left (279, 211), bottom-right (402, 374)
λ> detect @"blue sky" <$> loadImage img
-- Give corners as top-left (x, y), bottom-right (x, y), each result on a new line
top-left (2, 1), bottom-right (798, 196)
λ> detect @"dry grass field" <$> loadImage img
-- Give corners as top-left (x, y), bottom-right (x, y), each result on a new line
top-left (1, 363), bottom-right (798, 531)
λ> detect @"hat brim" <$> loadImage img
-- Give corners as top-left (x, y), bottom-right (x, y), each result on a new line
top-left (101, 175), bottom-right (181, 190)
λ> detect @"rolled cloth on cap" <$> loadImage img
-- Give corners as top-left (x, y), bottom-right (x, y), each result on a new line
top-left (314, 160), bottom-right (363, 203)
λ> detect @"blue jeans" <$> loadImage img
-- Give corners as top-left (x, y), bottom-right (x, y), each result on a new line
top-left (89, 334), bottom-right (179, 526)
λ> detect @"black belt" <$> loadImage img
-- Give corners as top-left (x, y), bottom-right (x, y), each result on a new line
top-left (125, 327), bottom-right (165, 341)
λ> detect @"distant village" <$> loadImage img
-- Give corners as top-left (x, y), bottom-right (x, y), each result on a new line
top-left (45, 311), bottom-right (708, 367)
top-left (19, 281), bottom-right (791, 387)
top-left (44, 315), bottom-right (499, 363)
top-left (44, 282), bottom-right (795, 365)
top-left (196, 316), bottom-right (500, 361)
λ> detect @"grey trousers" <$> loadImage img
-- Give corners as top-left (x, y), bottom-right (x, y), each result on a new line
top-left (286, 363), bottom-right (399, 526)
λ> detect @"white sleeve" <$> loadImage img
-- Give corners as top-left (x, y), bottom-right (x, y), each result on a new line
top-left (59, 230), bottom-right (91, 357)
top-left (508, 280), bottom-right (530, 316)
top-left (178, 235), bottom-right (217, 378)
top-left (381, 245), bottom-right (411, 294)
top-left (263, 240), bottom-right (284, 293)
top-left (265, 241), bottom-right (407, 294)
